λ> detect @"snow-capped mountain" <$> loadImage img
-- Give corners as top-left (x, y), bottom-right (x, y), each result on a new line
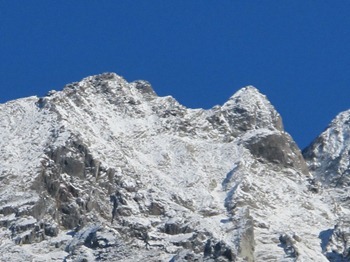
top-left (0, 72), bottom-right (348, 261)
top-left (303, 110), bottom-right (350, 261)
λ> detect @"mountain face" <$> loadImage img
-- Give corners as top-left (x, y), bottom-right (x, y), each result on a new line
top-left (0, 72), bottom-right (348, 261)
top-left (303, 110), bottom-right (350, 261)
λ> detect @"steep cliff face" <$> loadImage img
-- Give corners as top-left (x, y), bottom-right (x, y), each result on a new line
top-left (303, 110), bottom-right (350, 187)
top-left (0, 73), bottom-right (337, 261)
top-left (304, 110), bottom-right (350, 261)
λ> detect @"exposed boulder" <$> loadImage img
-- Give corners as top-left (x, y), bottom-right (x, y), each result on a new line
top-left (242, 130), bottom-right (309, 175)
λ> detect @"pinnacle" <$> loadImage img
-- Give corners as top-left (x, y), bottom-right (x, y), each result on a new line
top-left (222, 86), bottom-right (270, 112)
top-left (229, 85), bottom-right (267, 102)
top-left (221, 85), bottom-right (284, 132)
top-left (239, 85), bottom-right (260, 93)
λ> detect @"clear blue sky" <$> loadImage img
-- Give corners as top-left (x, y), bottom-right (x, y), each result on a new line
top-left (1, 1), bottom-right (350, 149)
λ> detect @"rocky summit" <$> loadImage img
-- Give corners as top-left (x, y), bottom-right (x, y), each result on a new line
top-left (0, 72), bottom-right (349, 261)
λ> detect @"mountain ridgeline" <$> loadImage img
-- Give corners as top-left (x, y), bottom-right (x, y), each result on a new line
top-left (0, 73), bottom-right (349, 261)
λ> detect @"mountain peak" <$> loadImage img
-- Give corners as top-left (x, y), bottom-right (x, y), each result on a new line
top-left (234, 85), bottom-right (260, 94)
top-left (228, 85), bottom-right (265, 100)
top-left (225, 86), bottom-right (272, 111)
top-left (303, 109), bottom-right (350, 186)
top-left (220, 85), bottom-right (284, 133)
top-left (0, 72), bottom-right (345, 261)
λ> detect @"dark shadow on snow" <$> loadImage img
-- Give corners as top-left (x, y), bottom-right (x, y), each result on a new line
top-left (319, 229), bottom-right (333, 252)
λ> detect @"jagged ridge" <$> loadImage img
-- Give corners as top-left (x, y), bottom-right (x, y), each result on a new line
top-left (0, 72), bottom-right (345, 261)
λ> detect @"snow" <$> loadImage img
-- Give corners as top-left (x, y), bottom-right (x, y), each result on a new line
top-left (0, 72), bottom-right (343, 261)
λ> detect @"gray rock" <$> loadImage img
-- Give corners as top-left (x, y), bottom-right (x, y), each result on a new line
top-left (0, 72), bottom-right (339, 261)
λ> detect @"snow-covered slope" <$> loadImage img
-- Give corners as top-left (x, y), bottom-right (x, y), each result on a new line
top-left (0, 73), bottom-right (340, 261)
top-left (304, 110), bottom-right (350, 261)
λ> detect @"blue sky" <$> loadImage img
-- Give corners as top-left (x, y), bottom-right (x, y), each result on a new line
top-left (1, 1), bottom-right (350, 149)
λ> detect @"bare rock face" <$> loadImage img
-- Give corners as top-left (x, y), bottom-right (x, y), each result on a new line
top-left (0, 72), bottom-right (338, 261)
top-left (242, 130), bottom-right (309, 175)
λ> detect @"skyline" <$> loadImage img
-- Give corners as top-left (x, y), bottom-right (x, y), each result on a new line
top-left (1, 1), bottom-right (350, 148)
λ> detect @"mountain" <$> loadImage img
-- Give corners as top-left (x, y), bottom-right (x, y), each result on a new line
top-left (303, 110), bottom-right (350, 261)
top-left (0, 72), bottom-right (348, 261)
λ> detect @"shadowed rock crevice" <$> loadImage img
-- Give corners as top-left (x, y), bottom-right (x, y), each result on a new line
top-left (319, 219), bottom-right (350, 261)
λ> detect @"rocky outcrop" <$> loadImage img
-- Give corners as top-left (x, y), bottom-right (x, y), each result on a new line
top-left (320, 219), bottom-right (350, 261)
top-left (303, 110), bottom-right (350, 262)
top-left (0, 72), bottom-right (339, 261)
top-left (242, 130), bottom-right (309, 175)
top-left (303, 110), bottom-right (350, 186)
